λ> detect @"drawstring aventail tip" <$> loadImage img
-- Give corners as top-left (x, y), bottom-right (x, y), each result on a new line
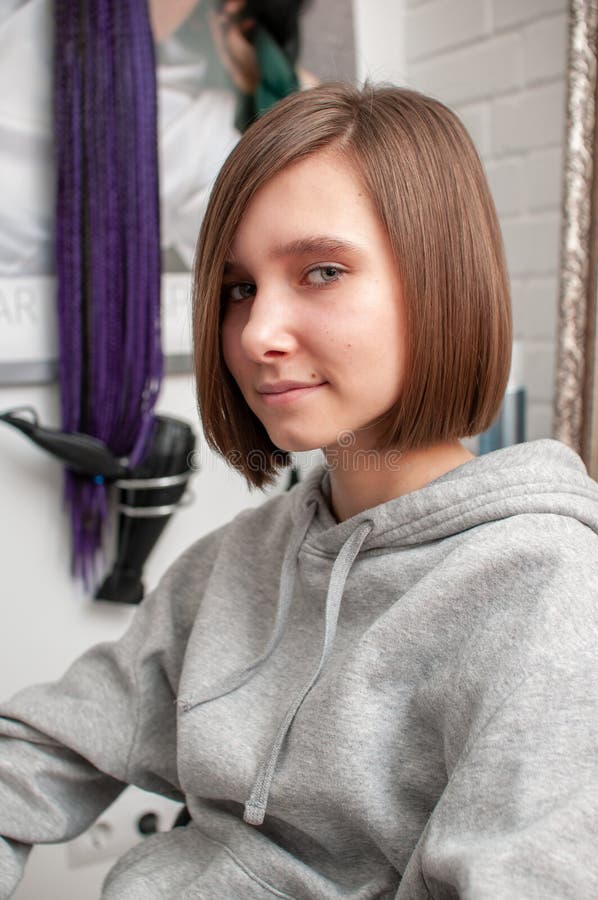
top-left (243, 801), bottom-right (266, 826)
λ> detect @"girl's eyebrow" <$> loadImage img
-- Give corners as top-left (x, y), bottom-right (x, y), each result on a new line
top-left (223, 236), bottom-right (360, 273)
top-left (267, 236), bottom-right (361, 259)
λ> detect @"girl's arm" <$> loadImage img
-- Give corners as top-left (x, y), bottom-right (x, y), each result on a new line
top-left (399, 525), bottom-right (598, 899)
top-left (0, 526), bottom-right (225, 899)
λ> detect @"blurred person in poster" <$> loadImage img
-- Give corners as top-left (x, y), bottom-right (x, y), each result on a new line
top-left (0, 0), bottom-right (314, 278)
top-left (150, 0), bottom-right (316, 269)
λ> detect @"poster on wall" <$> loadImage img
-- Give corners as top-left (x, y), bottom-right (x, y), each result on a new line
top-left (0, 0), bottom-right (355, 385)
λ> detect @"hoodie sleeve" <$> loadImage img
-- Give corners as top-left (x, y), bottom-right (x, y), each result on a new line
top-left (0, 525), bottom-right (225, 900)
top-left (402, 523), bottom-right (598, 900)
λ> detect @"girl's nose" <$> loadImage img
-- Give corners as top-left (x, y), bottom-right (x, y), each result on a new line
top-left (240, 290), bottom-right (298, 361)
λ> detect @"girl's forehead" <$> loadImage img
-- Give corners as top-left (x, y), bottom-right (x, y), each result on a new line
top-left (228, 151), bottom-right (382, 256)
top-left (248, 149), bottom-right (364, 210)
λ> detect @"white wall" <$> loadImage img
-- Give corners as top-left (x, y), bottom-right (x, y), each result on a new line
top-left (352, 0), bottom-right (407, 84)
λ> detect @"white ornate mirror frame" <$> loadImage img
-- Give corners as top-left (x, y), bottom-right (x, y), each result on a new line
top-left (554, 0), bottom-right (598, 476)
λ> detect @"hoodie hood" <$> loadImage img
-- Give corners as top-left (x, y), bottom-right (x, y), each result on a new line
top-left (291, 439), bottom-right (598, 554)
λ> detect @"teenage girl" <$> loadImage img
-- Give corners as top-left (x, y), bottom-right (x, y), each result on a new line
top-left (1, 83), bottom-right (597, 900)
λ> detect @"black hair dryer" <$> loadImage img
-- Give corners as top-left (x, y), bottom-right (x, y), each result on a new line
top-left (96, 416), bottom-right (196, 604)
top-left (0, 408), bottom-right (196, 604)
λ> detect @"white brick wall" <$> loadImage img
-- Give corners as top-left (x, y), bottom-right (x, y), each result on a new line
top-left (404, 0), bottom-right (569, 440)
top-left (406, 0), bottom-right (488, 62)
top-left (493, 0), bottom-right (568, 31)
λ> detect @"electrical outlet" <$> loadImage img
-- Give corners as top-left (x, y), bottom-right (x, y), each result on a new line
top-left (66, 787), bottom-right (182, 868)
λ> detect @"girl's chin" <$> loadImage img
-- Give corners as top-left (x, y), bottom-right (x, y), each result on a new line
top-left (272, 437), bottom-right (326, 454)
top-left (267, 426), bottom-right (366, 456)
top-left (266, 427), bottom-right (332, 454)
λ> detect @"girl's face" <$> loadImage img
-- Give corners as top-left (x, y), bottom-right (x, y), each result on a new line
top-left (220, 150), bottom-right (407, 454)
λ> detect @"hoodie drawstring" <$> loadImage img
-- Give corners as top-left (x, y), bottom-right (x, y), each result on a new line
top-left (177, 498), bottom-right (373, 828)
top-left (243, 519), bottom-right (374, 826)
top-left (177, 499), bottom-right (318, 713)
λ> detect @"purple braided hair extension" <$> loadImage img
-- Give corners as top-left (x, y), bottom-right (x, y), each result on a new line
top-left (54, 0), bottom-right (162, 585)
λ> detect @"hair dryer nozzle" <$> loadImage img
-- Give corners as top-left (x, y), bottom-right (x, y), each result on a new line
top-left (0, 407), bottom-right (126, 478)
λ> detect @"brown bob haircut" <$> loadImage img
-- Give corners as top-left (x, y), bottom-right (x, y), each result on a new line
top-left (193, 82), bottom-right (512, 488)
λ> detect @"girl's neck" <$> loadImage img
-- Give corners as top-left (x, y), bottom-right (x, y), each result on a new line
top-left (325, 441), bottom-right (474, 523)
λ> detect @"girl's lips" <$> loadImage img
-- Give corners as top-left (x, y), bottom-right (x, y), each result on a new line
top-left (259, 382), bottom-right (327, 406)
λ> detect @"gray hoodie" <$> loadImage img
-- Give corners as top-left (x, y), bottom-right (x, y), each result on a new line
top-left (1, 439), bottom-right (598, 899)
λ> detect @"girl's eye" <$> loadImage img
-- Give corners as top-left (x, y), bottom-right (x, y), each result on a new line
top-left (222, 282), bottom-right (256, 304)
top-left (304, 265), bottom-right (344, 286)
